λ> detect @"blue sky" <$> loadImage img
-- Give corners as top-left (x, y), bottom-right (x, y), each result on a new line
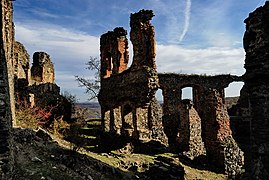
top-left (13, 0), bottom-right (267, 102)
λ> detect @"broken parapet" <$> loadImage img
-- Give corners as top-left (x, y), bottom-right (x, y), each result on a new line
top-left (159, 74), bottom-right (244, 176)
top-left (243, 2), bottom-right (269, 179)
top-left (0, 0), bottom-right (15, 178)
top-left (31, 52), bottom-right (55, 85)
top-left (98, 10), bottom-right (167, 146)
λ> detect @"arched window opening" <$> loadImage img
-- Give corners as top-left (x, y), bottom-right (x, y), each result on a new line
top-left (224, 81), bottom-right (244, 118)
top-left (156, 89), bottom-right (164, 104)
top-left (181, 87), bottom-right (193, 100)
top-left (224, 82), bottom-right (244, 107)
top-left (225, 82), bottom-right (244, 98)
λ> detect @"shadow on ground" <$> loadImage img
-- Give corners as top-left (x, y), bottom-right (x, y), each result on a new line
top-left (13, 127), bottom-right (185, 180)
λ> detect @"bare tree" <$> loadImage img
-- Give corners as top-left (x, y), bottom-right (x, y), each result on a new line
top-left (75, 57), bottom-right (100, 101)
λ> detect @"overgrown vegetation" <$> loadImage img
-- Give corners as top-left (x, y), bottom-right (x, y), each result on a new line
top-left (15, 98), bottom-right (54, 129)
top-left (15, 92), bottom-right (88, 153)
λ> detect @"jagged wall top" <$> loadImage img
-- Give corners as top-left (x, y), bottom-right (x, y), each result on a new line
top-left (130, 9), bottom-right (155, 29)
top-left (100, 27), bottom-right (129, 78)
top-left (130, 9), bottom-right (156, 70)
top-left (100, 27), bottom-right (127, 40)
top-left (33, 52), bottom-right (53, 66)
top-left (31, 52), bottom-right (55, 84)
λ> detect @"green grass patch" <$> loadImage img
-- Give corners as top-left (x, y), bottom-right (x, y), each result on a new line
top-left (80, 135), bottom-right (97, 139)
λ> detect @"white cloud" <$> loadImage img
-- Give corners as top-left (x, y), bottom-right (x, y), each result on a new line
top-left (15, 21), bottom-right (246, 102)
top-left (179, 0), bottom-right (191, 42)
top-left (185, 1), bottom-right (245, 48)
top-left (156, 44), bottom-right (245, 76)
top-left (15, 23), bottom-right (99, 71)
top-left (15, 23), bottom-right (100, 102)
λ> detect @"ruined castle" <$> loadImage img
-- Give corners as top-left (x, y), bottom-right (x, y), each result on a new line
top-left (98, 9), bottom-right (244, 176)
top-left (98, 3), bottom-right (269, 179)
top-left (1, 0), bottom-right (269, 179)
top-left (14, 42), bottom-right (60, 107)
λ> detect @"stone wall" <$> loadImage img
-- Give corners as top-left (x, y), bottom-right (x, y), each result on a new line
top-left (0, 2), bottom-right (60, 177)
top-left (31, 52), bottom-right (55, 85)
top-left (243, 2), bottom-right (269, 179)
top-left (98, 10), bottom-right (167, 146)
top-left (0, 0), bottom-right (15, 178)
top-left (98, 9), bottom-right (246, 176)
top-left (159, 74), bottom-right (244, 175)
top-left (14, 41), bottom-right (30, 82)
top-left (130, 9), bottom-right (156, 70)
top-left (100, 27), bottom-right (129, 79)
top-left (14, 41), bottom-right (31, 100)
top-left (12, 41), bottom-right (72, 121)
top-left (177, 99), bottom-right (206, 159)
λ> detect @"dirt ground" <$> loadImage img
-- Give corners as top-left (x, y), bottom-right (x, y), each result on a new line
top-left (11, 126), bottom-right (228, 180)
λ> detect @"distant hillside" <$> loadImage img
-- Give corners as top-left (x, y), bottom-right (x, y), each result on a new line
top-left (76, 102), bottom-right (100, 109)
top-left (76, 99), bottom-right (239, 112)
top-left (75, 103), bottom-right (101, 119)
top-left (225, 96), bottom-right (239, 109)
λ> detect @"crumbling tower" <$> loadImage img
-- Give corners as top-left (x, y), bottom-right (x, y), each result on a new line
top-left (130, 9), bottom-right (156, 69)
top-left (31, 52), bottom-right (55, 85)
top-left (28, 52), bottom-right (60, 108)
top-left (243, 2), bottom-right (269, 179)
top-left (0, 0), bottom-right (15, 178)
top-left (98, 10), bottom-right (167, 146)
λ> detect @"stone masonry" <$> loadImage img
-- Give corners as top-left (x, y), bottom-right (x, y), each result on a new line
top-left (14, 41), bottom-right (31, 101)
top-left (0, 0), bottom-right (68, 176)
top-left (243, 2), bottom-right (269, 179)
top-left (13, 41), bottom-right (71, 123)
top-left (31, 52), bottom-right (55, 85)
top-left (159, 74), bottom-right (244, 175)
top-left (0, 0), bottom-right (15, 178)
top-left (100, 27), bottom-right (129, 79)
top-left (28, 52), bottom-right (60, 108)
top-left (98, 9), bottom-right (246, 176)
top-left (14, 41), bottom-right (30, 82)
top-left (98, 10), bottom-right (167, 145)
top-left (177, 99), bottom-right (206, 159)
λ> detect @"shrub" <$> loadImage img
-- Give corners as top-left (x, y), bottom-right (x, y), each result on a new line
top-left (15, 98), bottom-right (54, 129)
